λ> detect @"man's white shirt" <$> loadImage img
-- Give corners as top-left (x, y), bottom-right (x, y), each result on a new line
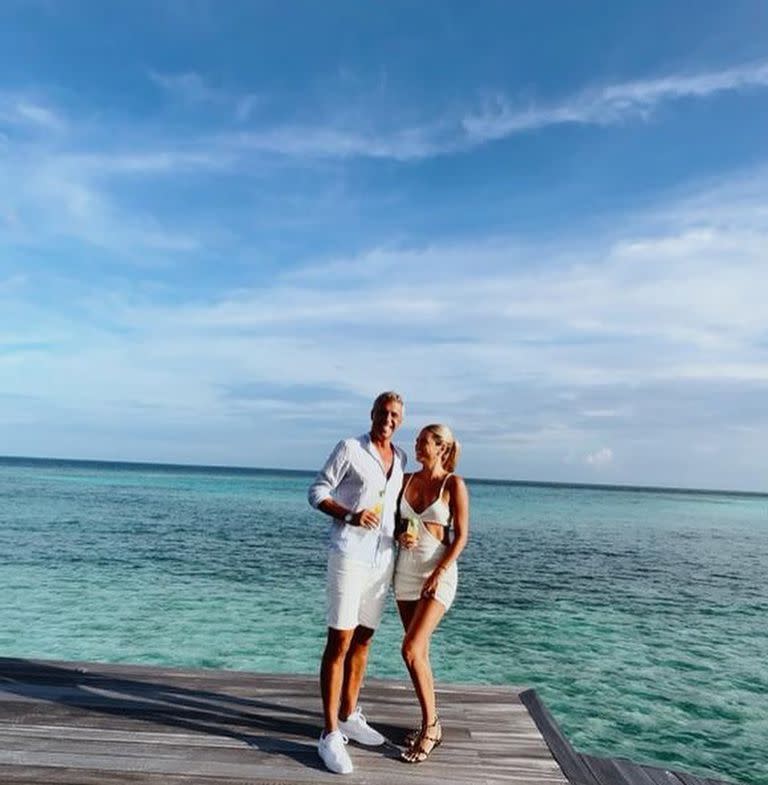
top-left (308, 433), bottom-right (407, 566)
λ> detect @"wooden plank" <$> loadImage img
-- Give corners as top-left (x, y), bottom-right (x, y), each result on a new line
top-left (0, 658), bottom-right (740, 785)
top-left (612, 759), bottom-right (668, 785)
top-left (0, 657), bottom-right (567, 785)
top-left (581, 755), bottom-right (639, 785)
top-left (637, 764), bottom-right (687, 785)
top-left (674, 774), bottom-right (724, 785)
top-left (0, 766), bottom-right (276, 785)
top-left (519, 688), bottom-right (600, 785)
top-left (518, 691), bottom-right (740, 785)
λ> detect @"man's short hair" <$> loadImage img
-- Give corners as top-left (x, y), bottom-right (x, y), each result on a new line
top-left (371, 391), bottom-right (404, 417)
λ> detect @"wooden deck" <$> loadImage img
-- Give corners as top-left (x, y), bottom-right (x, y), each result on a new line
top-left (0, 658), bottom-right (567, 785)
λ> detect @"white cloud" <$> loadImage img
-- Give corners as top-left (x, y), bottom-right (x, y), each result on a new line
top-left (0, 92), bottom-right (65, 132)
top-left (122, 61), bottom-right (768, 162)
top-left (211, 59), bottom-right (768, 160)
top-left (61, 150), bottom-right (234, 176)
top-left (18, 166), bottom-right (759, 422)
top-left (3, 63), bottom-right (768, 485)
top-left (585, 447), bottom-right (614, 467)
top-left (150, 70), bottom-right (220, 103)
top-left (5, 58), bottom-right (767, 201)
top-left (1, 150), bottom-right (202, 257)
top-left (3, 179), bottom-right (767, 487)
top-left (149, 70), bottom-right (261, 121)
top-left (462, 60), bottom-right (768, 142)
top-left (218, 124), bottom-right (447, 161)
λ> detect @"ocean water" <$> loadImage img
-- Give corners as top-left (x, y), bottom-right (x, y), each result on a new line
top-left (1, 457), bottom-right (766, 785)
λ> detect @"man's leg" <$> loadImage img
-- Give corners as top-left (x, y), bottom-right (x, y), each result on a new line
top-left (339, 624), bottom-right (375, 720)
top-left (323, 550), bottom-right (366, 733)
top-left (334, 555), bottom-right (392, 746)
top-left (339, 551), bottom-right (393, 719)
top-left (320, 626), bottom-right (355, 734)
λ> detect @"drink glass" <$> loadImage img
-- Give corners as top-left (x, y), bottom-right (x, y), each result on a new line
top-left (370, 489), bottom-right (385, 519)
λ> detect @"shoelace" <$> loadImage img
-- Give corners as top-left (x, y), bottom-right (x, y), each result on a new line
top-left (322, 731), bottom-right (349, 745)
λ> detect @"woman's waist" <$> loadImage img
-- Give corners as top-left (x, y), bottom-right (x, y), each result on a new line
top-left (397, 547), bottom-right (457, 574)
top-left (420, 519), bottom-right (450, 545)
top-left (401, 538), bottom-right (451, 562)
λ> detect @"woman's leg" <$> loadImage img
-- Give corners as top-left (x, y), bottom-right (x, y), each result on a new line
top-left (401, 598), bottom-right (446, 728)
top-left (396, 599), bottom-right (418, 632)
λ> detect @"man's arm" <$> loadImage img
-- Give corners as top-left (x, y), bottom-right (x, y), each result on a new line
top-left (307, 440), bottom-right (378, 529)
top-left (308, 440), bottom-right (349, 512)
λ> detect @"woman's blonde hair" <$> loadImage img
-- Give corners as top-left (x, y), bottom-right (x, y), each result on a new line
top-left (423, 423), bottom-right (461, 472)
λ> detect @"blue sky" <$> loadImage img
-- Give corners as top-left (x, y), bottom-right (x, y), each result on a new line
top-left (1, 1), bottom-right (767, 490)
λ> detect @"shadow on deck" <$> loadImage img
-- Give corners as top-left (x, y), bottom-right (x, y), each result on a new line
top-left (0, 658), bottom-right (738, 785)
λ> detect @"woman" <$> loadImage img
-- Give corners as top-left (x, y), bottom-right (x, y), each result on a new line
top-left (394, 424), bottom-right (469, 763)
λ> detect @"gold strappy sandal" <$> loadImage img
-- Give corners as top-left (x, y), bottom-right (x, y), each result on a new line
top-left (401, 717), bottom-right (442, 763)
top-left (403, 726), bottom-right (420, 747)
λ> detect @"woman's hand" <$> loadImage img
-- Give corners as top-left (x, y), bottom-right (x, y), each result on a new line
top-left (398, 532), bottom-right (418, 549)
top-left (421, 568), bottom-right (444, 599)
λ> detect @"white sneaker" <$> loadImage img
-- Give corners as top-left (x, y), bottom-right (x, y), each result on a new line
top-left (338, 706), bottom-right (386, 746)
top-left (318, 730), bottom-right (353, 774)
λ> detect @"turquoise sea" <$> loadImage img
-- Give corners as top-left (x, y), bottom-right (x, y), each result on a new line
top-left (1, 457), bottom-right (766, 785)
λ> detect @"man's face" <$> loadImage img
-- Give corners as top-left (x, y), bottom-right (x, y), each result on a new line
top-left (371, 400), bottom-right (403, 441)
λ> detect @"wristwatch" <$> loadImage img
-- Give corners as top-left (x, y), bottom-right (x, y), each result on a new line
top-left (343, 512), bottom-right (354, 523)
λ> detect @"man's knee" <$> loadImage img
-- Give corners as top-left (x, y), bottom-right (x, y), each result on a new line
top-left (323, 628), bottom-right (355, 661)
top-left (350, 624), bottom-right (375, 651)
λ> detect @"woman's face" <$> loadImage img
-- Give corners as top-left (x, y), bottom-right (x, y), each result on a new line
top-left (415, 430), bottom-right (443, 466)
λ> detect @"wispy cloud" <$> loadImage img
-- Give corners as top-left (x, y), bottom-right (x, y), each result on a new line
top-left (1, 155), bottom-right (201, 257)
top-left (134, 61), bottom-right (768, 161)
top-left (218, 122), bottom-right (453, 161)
top-left (201, 59), bottom-right (768, 160)
top-left (61, 149), bottom-right (234, 177)
top-left (463, 60), bottom-right (768, 142)
top-left (149, 70), bottom-right (261, 121)
top-left (6, 59), bottom-right (767, 183)
top-left (0, 91), bottom-right (65, 132)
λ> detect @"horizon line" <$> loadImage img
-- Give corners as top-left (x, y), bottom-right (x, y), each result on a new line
top-left (2, 453), bottom-right (766, 499)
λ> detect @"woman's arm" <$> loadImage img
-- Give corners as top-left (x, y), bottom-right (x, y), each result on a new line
top-left (422, 476), bottom-right (469, 593)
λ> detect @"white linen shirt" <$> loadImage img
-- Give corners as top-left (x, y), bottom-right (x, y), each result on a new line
top-left (308, 433), bottom-right (407, 566)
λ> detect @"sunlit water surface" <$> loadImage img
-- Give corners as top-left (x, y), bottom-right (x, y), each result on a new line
top-left (1, 458), bottom-right (766, 784)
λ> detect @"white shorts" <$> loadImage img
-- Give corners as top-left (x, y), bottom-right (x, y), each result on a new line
top-left (326, 550), bottom-right (394, 630)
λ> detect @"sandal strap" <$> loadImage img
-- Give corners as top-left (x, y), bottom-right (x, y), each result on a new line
top-left (413, 722), bottom-right (442, 749)
top-left (406, 732), bottom-right (443, 761)
top-left (403, 716), bottom-right (442, 761)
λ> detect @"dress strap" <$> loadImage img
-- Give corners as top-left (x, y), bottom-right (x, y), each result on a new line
top-left (438, 473), bottom-right (453, 496)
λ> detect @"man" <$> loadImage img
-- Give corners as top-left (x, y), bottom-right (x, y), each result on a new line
top-left (308, 391), bottom-right (406, 774)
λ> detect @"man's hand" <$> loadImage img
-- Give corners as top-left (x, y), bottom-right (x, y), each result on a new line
top-left (356, 509), bottom-right (381, 529)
